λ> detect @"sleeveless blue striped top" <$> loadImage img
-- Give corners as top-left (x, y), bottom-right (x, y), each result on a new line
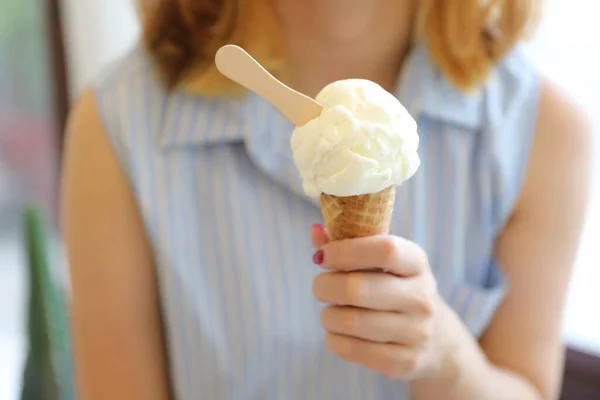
top-left (94, 43), bottom-right (540, 400)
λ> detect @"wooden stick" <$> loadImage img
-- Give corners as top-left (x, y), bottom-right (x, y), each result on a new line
top-left (215, 45), bottom-right (323, 126)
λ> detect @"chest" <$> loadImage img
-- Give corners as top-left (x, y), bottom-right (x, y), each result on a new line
top-left (135, 129), bottom-right (499, 301)
top-left (128, 136), bottom-right (502, 399)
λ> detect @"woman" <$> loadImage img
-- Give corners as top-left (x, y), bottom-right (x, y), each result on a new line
top-left (62, 0), bottom-right (592, 399)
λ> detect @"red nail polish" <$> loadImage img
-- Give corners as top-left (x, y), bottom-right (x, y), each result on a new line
top-left (312, 223), bottom-right (324, 232)
top-left (312, 250), bottom-right (324, 265)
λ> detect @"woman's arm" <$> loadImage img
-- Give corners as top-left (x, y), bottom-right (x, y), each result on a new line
top-left (411, 77), bottom-right (593, 399)
top-left (62, 90), bottom-right (172, 400)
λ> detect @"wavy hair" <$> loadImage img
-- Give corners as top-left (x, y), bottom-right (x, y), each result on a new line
top-left (141, 0), bottom-right (541, 94)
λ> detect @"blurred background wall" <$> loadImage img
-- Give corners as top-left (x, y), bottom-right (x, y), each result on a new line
top-left (60, 0), bottom-right (139, 99)
top-left (0, 0), bottom-right (598, 399)
top-left (0, 0), bottom-right (62, 396)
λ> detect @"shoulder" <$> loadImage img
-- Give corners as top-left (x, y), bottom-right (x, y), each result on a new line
top-left (66, 83), bottom-right (134, 179)
top-left (66, 89), bottom-right (103, 149)
top-left (536, 77), bottom-right (593, 157)
top-left (64, 89), bottom-right (117, 176)
top-left (516, 75), bottom-right (593, 220)
top-left (534, 76), bottom-right (593, 185)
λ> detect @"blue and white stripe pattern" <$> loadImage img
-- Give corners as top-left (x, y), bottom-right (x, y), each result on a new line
top-left (95, 43), bottom-right (540, 400)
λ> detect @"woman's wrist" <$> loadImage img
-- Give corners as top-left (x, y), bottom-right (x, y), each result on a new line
top-left (414, 298), bottom-right (489, 388)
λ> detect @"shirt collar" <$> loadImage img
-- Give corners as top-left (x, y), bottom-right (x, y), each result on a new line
top-left (157, 44), bottom-right (484, 150)
top-left (397, 46), bottom-right (484, 130)
top-left (157, 91), bottom-right (251, 149)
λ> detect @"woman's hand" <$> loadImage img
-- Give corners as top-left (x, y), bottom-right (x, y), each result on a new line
top-left (311, 224), bottom-right (453, 381)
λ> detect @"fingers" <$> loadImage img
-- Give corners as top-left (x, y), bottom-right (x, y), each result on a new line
top-left (313, 271), bottom-right (437, 315)
top-left (321, 306), bottom-right (433, 347)
top-left (317, 235), bottom-right (428, 276)
top-left (310, 229), bottom-right (441, 380)
top-left (326, 333), bottom-right (424, 381)
top-left (311, 224), bottom-right (329, 249)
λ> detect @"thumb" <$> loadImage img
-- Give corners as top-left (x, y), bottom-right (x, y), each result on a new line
top-left (311, 224), bottom-right (329, 249)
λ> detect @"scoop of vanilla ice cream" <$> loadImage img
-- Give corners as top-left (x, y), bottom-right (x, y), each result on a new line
top-left (291, 79), bottom-right (420, 198)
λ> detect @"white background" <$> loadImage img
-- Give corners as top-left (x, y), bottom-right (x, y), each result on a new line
top-left (0, 0), bottom-right (598, 398)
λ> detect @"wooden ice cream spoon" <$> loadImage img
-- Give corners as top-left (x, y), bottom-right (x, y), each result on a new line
top-left (215, 44), bottom-right (323, 126)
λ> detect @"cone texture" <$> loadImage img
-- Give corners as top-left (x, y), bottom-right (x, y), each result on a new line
top-left (320, 186), bottom-right (396, 241)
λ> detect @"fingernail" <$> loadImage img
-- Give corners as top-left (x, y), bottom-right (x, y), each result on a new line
top-left (312, 250), bottom-right (324, 265)
top-left (312, 223), bottom-right (325, 233)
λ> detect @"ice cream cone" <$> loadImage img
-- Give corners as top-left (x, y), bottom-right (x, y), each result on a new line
top-left (320, 186), bottom-right (396, 241)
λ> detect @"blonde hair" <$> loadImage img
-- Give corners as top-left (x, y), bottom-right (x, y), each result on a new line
top-left (141, 0), bottom-right (541, 95)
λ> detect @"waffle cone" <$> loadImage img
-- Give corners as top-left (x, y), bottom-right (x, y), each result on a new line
top-left (320, 186), bottom-right (396, 241)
